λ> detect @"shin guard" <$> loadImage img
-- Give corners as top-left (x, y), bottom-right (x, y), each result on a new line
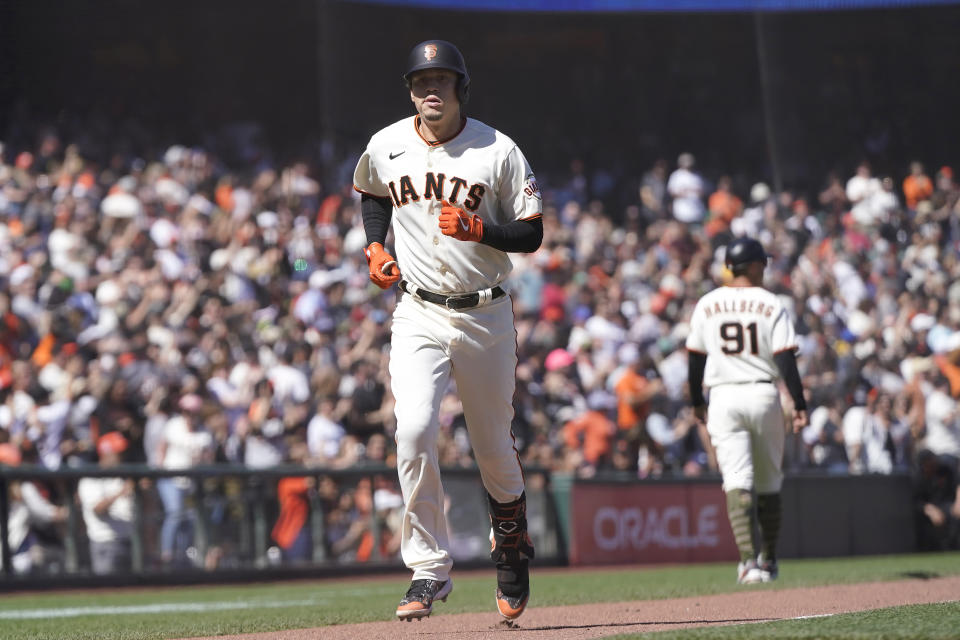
top-left (488, 492), bottom-right (535, 598)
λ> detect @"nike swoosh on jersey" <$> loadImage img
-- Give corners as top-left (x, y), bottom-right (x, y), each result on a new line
top-left (388, 151), bottom-right (406, 160)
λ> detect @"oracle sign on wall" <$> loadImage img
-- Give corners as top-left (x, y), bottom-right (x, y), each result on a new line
top-left (569, 482), bottom-right (739, 565)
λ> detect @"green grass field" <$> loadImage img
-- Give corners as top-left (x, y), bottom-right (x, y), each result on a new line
top-left (0, 552), bottom-right (958, 640)
top-left (621, 602), bottom-right (960, 640)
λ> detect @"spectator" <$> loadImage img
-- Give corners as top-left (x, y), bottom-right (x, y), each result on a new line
top-left (306, 396), bottom-right (346, 465)
top-left (818, 170), bottom-right (849, 218)
top-left (155, 393), bottom-right (214, 566)
top-left (846, 160), bottom-right (881, 212)
top-left (802, 399), bottom-right (849, 473)
top-left (903, 161), bottom-right (934, 211)
top-left (914, 449), bottom-right (960, 551)
top-left (639, 158), bottom-right (668, 220)
top-left (705, 175), bottom-right (743, 240)
top-left (845, 162), bottom-right (898, 230)
top-left (666, 152), bottom-right (706, 225)
top-left (931, 165), bottom-right (959, 216)
top-left (645, 407), bottom-right (711, 477)
top-left (562, 400), bottom-right (616, 476)
top-left (2, 109), bottom-right (960, 510)
top-left (920, 373), bottom-right (960, 472)
top-left (371, 473), bottom-right (404, 559)
top-left (734, 182), bottom-right (772, 241)
top-left (324, 489), bottom-right (357, 560)
top-left (271, 474), bottom-right (315, 565)
top-left (784, 198), bottom-right (823, 248)
top-left (844, 389), bottom-right (911, 474)
top-left (77, 433), bottom-right (135, 574)
top-left (244, 380), bottom-right (286, 468)
top-left (2, 442), bottom-right (69, 574)
top-left (612, 345), bottom-right (664, 475)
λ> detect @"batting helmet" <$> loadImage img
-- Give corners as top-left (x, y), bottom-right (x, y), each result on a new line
top-left (403, 40), bottom-right (470, 105)
top-left (725, 237), bottom-right (769, 271)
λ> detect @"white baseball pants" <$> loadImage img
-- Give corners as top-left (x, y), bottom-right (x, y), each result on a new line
top-left (706, 382), bottom-right (786, 494)
top-left (389, 292), bottom-right (524, 581)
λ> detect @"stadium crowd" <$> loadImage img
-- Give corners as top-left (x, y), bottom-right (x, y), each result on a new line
top-left (1, 112), bottom-right (960, 572)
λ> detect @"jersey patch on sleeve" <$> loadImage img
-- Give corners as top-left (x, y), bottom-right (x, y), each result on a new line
top-left (523, 173), bottom-right (541, 200)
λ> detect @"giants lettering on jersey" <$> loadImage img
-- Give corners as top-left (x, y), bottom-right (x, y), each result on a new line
top-left (388, 172), bottom-right (487, 211)
top-left (703, 299), bottom-right (774, 318)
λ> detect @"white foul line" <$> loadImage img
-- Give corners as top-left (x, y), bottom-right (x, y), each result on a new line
top-left (0, 598), bottom-right (321, 620)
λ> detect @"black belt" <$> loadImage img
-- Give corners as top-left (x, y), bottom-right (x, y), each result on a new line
top-left (400, 280), bottom-right (505, 310)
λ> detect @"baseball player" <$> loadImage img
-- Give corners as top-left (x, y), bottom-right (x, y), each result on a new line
top-left (685, 237), bottom-right (807, 584)
top-left (353, 40), bottom-right (542, 621)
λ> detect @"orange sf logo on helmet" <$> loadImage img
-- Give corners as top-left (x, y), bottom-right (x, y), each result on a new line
top-left (423, 44), bottom-right (438, 61)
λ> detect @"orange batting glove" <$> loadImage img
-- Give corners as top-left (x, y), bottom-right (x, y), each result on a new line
top-left (438, 200), bottom-right (483, 242)
top-left (363, 242), bottom-right (401, 289)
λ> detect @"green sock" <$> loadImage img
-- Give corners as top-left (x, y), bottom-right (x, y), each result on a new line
top-left (726, 488), bottom-right (755, 563)
top-left (756, 492), bottom-right (781, 561)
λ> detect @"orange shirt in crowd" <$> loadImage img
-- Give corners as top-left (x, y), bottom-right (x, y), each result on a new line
top-left (271, 477), bottom-right (311, 550)
top-left (563, 410), bottom-right (616, 465)
top-left (705, 189), bottom-right (743, 238)
top-left (903, 174), bottom-right (933, 210)
top-left (614, 368), bottom-right (654, 430)
top-left (31, 333), bottom-right (56, 368)
top-left (934, 354), bottom-right (960, 398)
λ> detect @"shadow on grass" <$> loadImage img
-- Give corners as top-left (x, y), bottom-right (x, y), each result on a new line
top-left (896, 571), bottom-right (941, 580)
top-left (464, 616), bottom-right (779, 634)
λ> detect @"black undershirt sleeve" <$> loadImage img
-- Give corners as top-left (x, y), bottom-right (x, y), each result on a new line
top-left (688, 351), bottom-right (708, 407)
top-left (774, 349), bottom-right (807, 411)
top-left (360, 193), bottom-right (393, 246)
top-left (480, 217), bottom-right (543, 253)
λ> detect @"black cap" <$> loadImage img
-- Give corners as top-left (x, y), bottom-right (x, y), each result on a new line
top-left (725, 237), bottom-right (770, 269)
top-left (404, 40), bottom-right (469, 81)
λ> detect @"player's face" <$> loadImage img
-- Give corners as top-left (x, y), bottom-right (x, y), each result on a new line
top-left (409, 69), bottom-right (459, 122)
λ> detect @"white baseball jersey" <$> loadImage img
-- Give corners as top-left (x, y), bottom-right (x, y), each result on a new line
top-left (685, 286), bottom-right (798, 388)
top-left (353, 114), bottom-right (540, 583)
top-left (686, 285), bottom-right (799, 493)
top-left (353, 115), bottom-right (542, 294)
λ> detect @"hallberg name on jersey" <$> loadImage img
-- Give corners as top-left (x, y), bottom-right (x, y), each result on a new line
top-left (388, 172), bottom-right (486, 211)
top-left (703, 299), bottom-right (775, 318)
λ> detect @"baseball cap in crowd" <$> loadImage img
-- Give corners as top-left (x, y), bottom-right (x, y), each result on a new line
top-left (545, 348), bottom-right (575, 371)
top-left (101, 192), bottom-right (142, 219)
top-left (15, 152), bottom-right (33, 170)
top-left (910, 313), bottom-right (936, 333)
top-left (95, 280), bottom-right (122, 306)
top-left (572, 305), bottom-right (592, 323)
top-left (750, 182), bottom-right (771, 203)
top-left (541, 305), bottom-right (565, 322)
top-left (179, 393), bottom-right (203, 412)
top-left (0, 443), bottom-right (22, 466)
top-left (97, 432), bottom-right (128, 457)
top-left (164, 145), bottom-right (187, 166)
top-left (256, 211), bottom-right (278, 229)
top-left (649, 292), bottom-right (669, 316)
top-left (618, 343), bottom-right (640, 366)
top-left (659, 273), bottom-right (684, 298)
top-left (8, 264), bottom-right (34, 287)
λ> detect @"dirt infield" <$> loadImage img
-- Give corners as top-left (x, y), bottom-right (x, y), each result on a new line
top-left (188, 575), bottom-right (960, 640)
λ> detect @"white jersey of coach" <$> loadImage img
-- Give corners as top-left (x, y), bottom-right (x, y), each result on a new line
top-left (685, 286), bottom-right (798, 388)
top-left (354, 115), bottom-right (542, 294)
